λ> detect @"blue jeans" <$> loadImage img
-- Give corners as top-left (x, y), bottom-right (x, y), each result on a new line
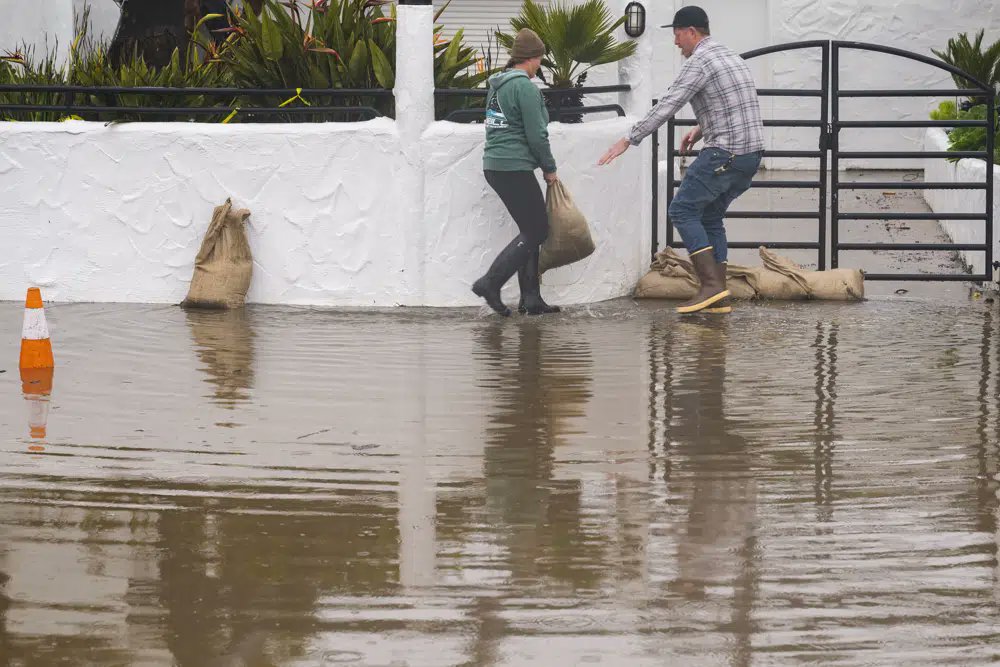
top-left (668, 148), bottom-right (763, 263)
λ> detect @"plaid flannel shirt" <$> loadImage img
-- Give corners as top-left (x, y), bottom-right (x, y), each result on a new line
top-left (628, 38), bottom-right (764, 155)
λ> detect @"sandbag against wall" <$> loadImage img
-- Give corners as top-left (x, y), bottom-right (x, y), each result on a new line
top-left (634, 247), bottom-right (864, 301)
top-left (181, 199), bottom-right (253, 309)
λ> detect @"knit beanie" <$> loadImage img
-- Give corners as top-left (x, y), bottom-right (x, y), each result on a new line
top-left (510, 28), bottom-right (546, 61)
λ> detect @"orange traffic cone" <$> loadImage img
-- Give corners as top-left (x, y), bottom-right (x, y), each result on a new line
top-left (19, 287), bottom-right (54, 370)
top-left (19, 288), bottom-right (54, 444)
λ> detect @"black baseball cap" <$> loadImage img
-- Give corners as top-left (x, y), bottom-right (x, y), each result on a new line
top-left (662, 6), bottom-right (709, 30)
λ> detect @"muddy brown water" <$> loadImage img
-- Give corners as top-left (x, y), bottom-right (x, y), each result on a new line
top-left (1, 298), bottom-right (999, 666)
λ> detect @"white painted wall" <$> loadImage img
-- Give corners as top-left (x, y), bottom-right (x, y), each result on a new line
top-left (0, 117), bottom-right (646, 306)
top-left (923, 128), bottom-right (998, 281)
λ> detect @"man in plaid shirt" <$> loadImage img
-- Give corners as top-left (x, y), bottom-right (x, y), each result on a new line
top-left (600, 6), bottom-right (764, 315)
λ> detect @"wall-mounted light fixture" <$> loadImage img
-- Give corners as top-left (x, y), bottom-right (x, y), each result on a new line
top-left (624, 2), bottom-right (646, 38)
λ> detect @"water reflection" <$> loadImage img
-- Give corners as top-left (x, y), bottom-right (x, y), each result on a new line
top-left (476, 321), bottom-right (594, 586)
top-left (659, 320), bottom-right (757, 665)
top-left (975, 309), bottom-right (1000, 534)
top-left (20, 367), bottom-right (54, 448)
top-left (813, 322), bottom-right (838, 523)
top-left (1, 301), bottom-right (999, 664)
top-left (185, 308), bottom-right (256, 408)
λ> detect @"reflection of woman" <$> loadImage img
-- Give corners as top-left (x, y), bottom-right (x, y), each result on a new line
top-left (475, 321), bottom-right (593, 586)
top-left (473, 29), bottom-right (561, 317)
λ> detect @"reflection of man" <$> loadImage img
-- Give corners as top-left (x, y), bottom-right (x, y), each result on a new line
top-left (599, 5), bottom-right (765, 315)
top-left (664, 320), bottom-right (756, 660)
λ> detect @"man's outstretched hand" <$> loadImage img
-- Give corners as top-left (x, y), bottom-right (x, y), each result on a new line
top-left (598, 138), bottom-right (632, 166)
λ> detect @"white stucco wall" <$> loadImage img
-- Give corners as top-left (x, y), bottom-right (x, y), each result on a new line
top-left (0, 118), bottom-right (646, 307)
top-left (0, 120), bottom-right (420, 306)
top-left (923, 128), bottom-right (998, 280)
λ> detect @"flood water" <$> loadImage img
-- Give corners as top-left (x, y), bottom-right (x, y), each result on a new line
top-left (1, 297), bottom-right (999, 666)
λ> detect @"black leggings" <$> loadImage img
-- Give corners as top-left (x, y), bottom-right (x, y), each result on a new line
top-left (484, 170), bottom-right (549, 247)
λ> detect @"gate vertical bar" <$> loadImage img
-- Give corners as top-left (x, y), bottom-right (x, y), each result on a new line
top-left (666, 114), bottom-right (676, 248)
top-left (830, 43), bottom-right (841, 269)
top-left (987, 94), bottom-right (995, 282)
top-left (652, 124), bottom-right (660, 258)
top-left (818, 42), bottom-right (830, 271)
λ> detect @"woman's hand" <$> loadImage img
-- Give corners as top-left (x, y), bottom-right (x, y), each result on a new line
top-left (680, 126), bottom-right (702, 153)
top-left (598, 138), bottom-right (631, 166)
top-left (544, 171), bottom-right (559, 184)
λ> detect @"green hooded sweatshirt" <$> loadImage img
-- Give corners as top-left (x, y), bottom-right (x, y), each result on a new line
top-left (483, 69), bottom-right (557, 174)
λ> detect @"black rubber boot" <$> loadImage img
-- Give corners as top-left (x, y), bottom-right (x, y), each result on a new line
top-left (517, 248), bottom-right (561, 315)
top-left (472, 235), bottom-right (533, 317)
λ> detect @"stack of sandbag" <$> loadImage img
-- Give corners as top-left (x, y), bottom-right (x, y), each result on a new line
top-left (634, 247), bottom-right (864, 301)
top-left (181, 199), bottom-right (253, 309)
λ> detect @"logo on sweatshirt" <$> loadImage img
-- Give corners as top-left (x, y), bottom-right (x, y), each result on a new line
top-left (485, 93), bottom-right (508, 129)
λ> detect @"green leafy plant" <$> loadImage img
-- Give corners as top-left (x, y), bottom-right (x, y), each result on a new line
top-left (217, 0), bottom-right (489, 122)
top-left (929, 100), bottom-right (958, 121)
top-left (432, 1), bottom-right (494, 120)
top-left (0, 45), bottom-right (70, 122)
top-left (1, 10), bottom-right (232, 123)
top-left (215, 0), bottom-right (396, 121)
top-left (1, 0), bottom-right (489, 124)
top-left (944, 104), bottom-right (1000, 163)
top-left (497, 0), bottom-right (636, 122)
top-left (932, 29), bottom-right (1000, 105)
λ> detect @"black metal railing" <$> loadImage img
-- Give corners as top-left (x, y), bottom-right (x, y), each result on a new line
top-left (830, 41), bottom-right (994, 281)
top-left (0, 85), bottom-right (395, 122)
top-left (653, 39), bottom-right (996, 283)
top-left (436, 84), bottom-right (630, 123)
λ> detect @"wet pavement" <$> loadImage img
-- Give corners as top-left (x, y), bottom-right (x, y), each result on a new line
top-left (1, 292), bottom-right (999, 666)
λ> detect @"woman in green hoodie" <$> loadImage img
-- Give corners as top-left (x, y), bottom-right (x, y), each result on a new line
top-left (472, 28), bottom-right (560, 317)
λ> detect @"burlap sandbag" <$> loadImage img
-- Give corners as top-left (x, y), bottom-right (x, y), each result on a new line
top-left (633, 246), bottom-right (864, 301)
top-left (181, 199), bottom-right (253, 309)
top-left (633, 247), bottom-right (755, 299)
top-left (539, 180), bottom-right (595, 274)
top-left (759, 247), bottom-right (864, 301)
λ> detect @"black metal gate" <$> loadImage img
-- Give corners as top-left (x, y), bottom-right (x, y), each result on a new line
top-left (652, 39), bottom-right (996, 282)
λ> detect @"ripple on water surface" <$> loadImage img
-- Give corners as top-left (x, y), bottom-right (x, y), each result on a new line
top-left (0, 299), bottom-right (997, 665)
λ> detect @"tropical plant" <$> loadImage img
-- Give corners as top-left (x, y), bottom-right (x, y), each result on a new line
top-left (928, 100), bottom-right (998, 163)
top-left (0, 46), bottom-right (71, 122)
top-left (216, 0), bottom-right (489, 122)
top-left (214, 0), bottom-right (396, 121)
top-left (945, 104), bottom-right (1000, 163)
top-left (497, 0), bottom-right (636, 122)
top-left (0, 10), bottom-right (232, 123)
top-left (932, 29), bottom-right (1000, 106)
